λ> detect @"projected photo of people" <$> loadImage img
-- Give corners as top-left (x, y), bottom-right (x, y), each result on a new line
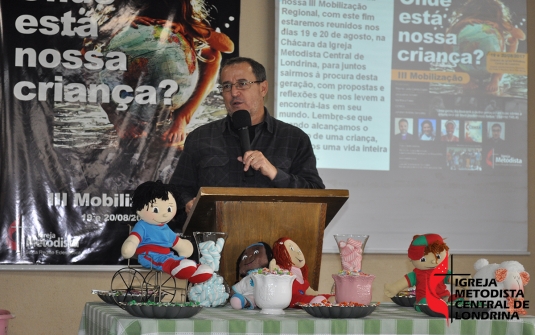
top-left (447, 147), bottom-right (482, 171)
top-left (418, 119), bottom-right (436, 141)
top-left (441, 120), bottom-right (459, 142)
top-left (487, 122), bottom-right (505, 143)
top-left (394, 118), bottom-right (414, 141)
top-left (464, 120), bottom-right (483, 143)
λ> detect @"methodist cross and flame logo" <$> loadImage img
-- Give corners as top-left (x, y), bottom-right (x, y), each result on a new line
top-left (427, 249), bottom-right (450, 323)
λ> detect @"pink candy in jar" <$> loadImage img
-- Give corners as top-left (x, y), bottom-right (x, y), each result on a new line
top-left (334, 234), bottom-right (369, 272)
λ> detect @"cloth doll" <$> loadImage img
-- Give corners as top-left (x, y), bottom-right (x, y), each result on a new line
top-left (471, 259), bottom-right (530, 314)
top-left (229, 242), bottom-right (273, 310)
top-left (121, 180), bottom-right (212, 283)
top-left (270, 237), bottom-right (330, 307)
top-left (383, 233), bottom-right (452, 312)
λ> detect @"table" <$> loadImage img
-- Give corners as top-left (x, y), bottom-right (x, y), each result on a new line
top-left (78, 302), bottom-right (535, 335)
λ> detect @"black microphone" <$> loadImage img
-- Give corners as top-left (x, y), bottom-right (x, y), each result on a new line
top-left (232, 110), bottom-right (254, 177)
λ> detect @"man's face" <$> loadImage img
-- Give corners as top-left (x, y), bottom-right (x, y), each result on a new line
top-left (492, 126), bottom-right (502, 139)
top-left (220, 62), bottom-right (268, 125)
top-left (422, 123), bottom-right (432, 135)
top-left (137, 193), bottom-right (176, 225)
top-left (411, 250), bottom-right (447, 270)
top-left (238, 244), bottom-right (269, 277)
top-left (399, 121), bottom-right (408, 135)
top-left (446, 123), bottom-right (455, 135)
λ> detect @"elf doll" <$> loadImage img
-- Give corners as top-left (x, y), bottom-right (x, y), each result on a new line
top-left (384, 233), bottom-right (452, 311)
top-left (121, 180), bottom-right (212, 283)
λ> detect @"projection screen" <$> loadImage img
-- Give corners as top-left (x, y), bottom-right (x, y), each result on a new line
top-left (275, 0), bottom-right (528, 254)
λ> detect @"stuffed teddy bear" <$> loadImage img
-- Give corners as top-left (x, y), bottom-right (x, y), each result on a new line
top-left (229, 242), bottom-right (273, 310)
top-left (121, 180), bottom-right (212, 283)
top-left (384, 233), bottom-right (452, 311)
top-left (270, 237), bottom-right (331, 307)
top-left (470, 258), bottom-right (530, 314)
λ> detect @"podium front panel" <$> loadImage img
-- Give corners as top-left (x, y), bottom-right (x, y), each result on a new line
top-left (216, 201), bottom-right (326, 290)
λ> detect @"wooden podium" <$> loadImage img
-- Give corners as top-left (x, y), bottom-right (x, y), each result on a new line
top-left (182, 187), bottom-right (349, 290)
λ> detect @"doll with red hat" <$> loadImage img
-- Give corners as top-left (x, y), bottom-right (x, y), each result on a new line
top-left (384, 233), bottom-right (452, 310)
top-left (270, 237), bottom-right (332, 307)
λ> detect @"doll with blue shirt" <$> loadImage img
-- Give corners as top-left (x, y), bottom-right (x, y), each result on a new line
top-left (121, 180), bottom-right (213, 283)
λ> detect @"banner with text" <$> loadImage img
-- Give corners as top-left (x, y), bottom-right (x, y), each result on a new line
top-left (0, 0), bottom-right (240, 265)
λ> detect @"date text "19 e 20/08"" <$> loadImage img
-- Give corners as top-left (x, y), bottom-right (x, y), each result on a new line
top-left (82, 214), bottom-right (139, 222)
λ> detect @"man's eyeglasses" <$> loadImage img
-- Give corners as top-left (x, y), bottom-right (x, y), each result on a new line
top-left (217, 80), bottom-right (263, 93)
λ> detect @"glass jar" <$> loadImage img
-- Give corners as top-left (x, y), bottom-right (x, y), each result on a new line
top-left (331, 234), bottom-right (369, 295)
top-left (187, 232), bottom-right (230, 307)
top-left (333, 234), bottom-right (369, 272)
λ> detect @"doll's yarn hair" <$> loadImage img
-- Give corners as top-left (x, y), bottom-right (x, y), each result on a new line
top-left (408, 234), bottom-right (449, 260)
top-left (425, 239), bottom-right (449, 256)
top-left (235, 242), bottom-right (273, 282)
top-left (131, 180), bottom-right (180, 212)
top-left (272, 237), bottom-right (308, 280)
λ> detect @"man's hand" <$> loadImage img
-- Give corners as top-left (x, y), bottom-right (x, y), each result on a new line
top-left (238, 150), bottom-right (277, 180)
top-left (185, 197), bottom-right (196, 215)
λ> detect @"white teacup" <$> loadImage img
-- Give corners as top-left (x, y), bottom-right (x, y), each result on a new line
top-left (252, 273), bottom-right (296, 314)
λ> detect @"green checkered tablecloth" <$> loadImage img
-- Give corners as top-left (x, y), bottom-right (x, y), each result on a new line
top-left (78, 302), bottom-right (535, 335)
